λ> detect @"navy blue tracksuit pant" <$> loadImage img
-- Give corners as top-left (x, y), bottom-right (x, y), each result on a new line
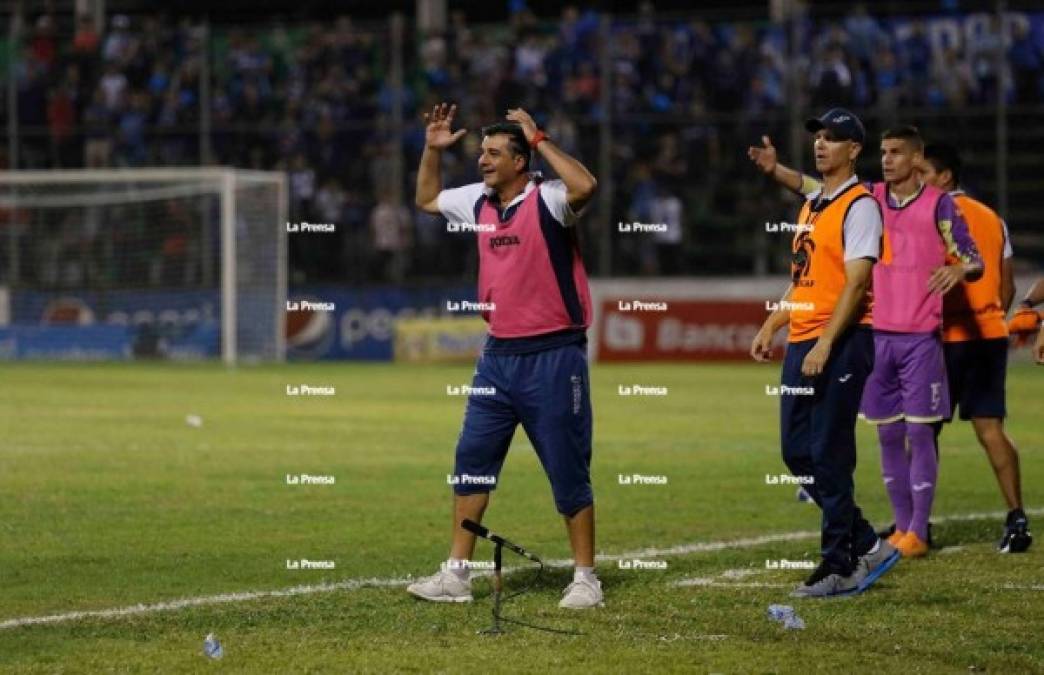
top-left (781, 326), bottom-right (878, 574)
top-left (452, 337), bottom-right (593, 517)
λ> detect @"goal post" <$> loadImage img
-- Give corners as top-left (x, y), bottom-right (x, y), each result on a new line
top-left (0, 168), bottom-right (287, 364)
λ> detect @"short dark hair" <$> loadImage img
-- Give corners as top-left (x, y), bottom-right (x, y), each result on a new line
top-left (923, 142), bottom-right (962, 185)
top-left (881, 125), bottom-right (924, 152)
top-left (481, 123), bottom-right (531, 171)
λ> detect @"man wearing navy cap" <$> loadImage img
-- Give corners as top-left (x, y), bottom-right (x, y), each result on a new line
top-left (749, 108), bottom-right (900, 597)
top-left (752, 111), bottom-right (983, 566)
top-left (806, 107), bottom-right (867, 144)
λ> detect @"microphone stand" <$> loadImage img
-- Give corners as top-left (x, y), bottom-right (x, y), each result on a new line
top-left (478, 540), bottom-right (504, 635)
top-left (464, 519), bottom-right (580, 636)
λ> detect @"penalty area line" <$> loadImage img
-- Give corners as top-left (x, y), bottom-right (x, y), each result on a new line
top-left (2, 508), bottom-right (1037, 630)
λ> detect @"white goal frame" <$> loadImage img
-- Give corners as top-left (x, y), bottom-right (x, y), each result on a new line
top-left (0, 168), bottom-right (288, 364)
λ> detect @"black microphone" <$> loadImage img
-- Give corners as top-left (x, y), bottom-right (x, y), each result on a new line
top-left (461, 519), bottom-right (542, 563)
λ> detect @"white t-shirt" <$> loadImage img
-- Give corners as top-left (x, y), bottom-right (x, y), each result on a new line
top-left (437, 176), bottom-right (578, 228)
top-left (804, 175), bottom-right (883, 262)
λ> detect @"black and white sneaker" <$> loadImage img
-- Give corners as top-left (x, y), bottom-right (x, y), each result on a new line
top-left (998, 510), bottom-right (1033, 553)
top-left (790, 561), bottom-right (858, 598)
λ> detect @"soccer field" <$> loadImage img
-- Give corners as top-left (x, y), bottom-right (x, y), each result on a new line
top-left (1, 360), bottom-right (1041, 673)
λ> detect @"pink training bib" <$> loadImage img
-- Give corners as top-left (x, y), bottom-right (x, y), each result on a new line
top-left (476, 187), bottom-right (591, 338)
top-left (871, 182), bottom-right (946, 333)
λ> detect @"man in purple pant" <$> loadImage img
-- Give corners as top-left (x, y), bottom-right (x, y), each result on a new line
top-left (749, 122), bottom-right (983, 558)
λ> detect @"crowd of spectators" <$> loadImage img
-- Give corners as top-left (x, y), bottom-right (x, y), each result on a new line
top-left (5, 4), bottom-right (1044, 285)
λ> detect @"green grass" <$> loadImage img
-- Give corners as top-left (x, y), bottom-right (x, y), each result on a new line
top-left (0, 361), bottom-right (1041, 673)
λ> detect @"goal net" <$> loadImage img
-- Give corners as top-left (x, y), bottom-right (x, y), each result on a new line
top-left (0, 168), bottom-right (287, 364)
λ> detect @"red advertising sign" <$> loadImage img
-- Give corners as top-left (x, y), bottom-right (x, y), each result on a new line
top-left (598, 299), bottom-right (778, 361)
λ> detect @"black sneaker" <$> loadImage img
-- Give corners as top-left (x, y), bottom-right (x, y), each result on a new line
top-left (998, 510), bottom-right (1033, 553)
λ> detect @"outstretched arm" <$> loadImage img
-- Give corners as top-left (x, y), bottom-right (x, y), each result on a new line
top-left (747, 135), bottom-right (819, 195)
top-left (506, 108), bottom-right (597, 212)
top-left (415, 102), bottom-right (468, 214)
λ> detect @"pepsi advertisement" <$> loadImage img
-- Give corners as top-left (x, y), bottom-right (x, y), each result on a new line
top-left (4, 286), bottom-right (476, 361)
top-left (286, 285), bottom-right (476, 361)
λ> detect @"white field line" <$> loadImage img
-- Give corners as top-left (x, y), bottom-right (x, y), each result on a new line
top-left (673, 567), bottom-right (790, 588)
top-left (2, 508), bottom-right (1038, 630)
top-left (675, 579), bottom-right (792, 589)
top-left (999, 583), bottom-right (1044, 591)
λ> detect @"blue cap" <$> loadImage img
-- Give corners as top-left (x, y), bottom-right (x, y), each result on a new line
top-left (805, 108), bottom-right (865, 144)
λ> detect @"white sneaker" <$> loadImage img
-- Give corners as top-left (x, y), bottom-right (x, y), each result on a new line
top-left (406, 569), bottom-right (473, 603)
top-left (558, 575), bottom-right (603, 609)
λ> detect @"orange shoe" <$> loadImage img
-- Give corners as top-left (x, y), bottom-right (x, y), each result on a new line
top-left (896, 531), bottom-right (929, 558)
top-left (886, 530), bottom-right (907, 547)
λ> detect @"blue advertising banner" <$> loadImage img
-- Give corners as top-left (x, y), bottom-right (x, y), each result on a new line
top-left (0, 325), bottom-right (132, 360)
top-left (7, 285), bottom-right (478, 361)
top-left (8, 289), bottom-right (221, 360)
top-left (286, 285), bottom-right (477, 361)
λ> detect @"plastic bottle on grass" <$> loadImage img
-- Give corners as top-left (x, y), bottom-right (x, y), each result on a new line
top-left (203, 633), bottom-right (223, 659)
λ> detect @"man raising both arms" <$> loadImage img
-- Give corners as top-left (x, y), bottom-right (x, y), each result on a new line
top-left (750, 108), bottom-right (900, 597)
top-left (751, 124), bottom-right (983, 559)
top-left (409, 103), bottom-right (601, 608)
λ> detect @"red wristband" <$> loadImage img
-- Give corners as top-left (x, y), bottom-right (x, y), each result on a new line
top-left (530, 130), bottom-right (549, 149)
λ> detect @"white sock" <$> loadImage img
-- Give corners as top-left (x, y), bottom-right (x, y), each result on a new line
top-left (574, 566), bottom-right (596, 583)
top-left (445, 558), bottom-right (470, 581)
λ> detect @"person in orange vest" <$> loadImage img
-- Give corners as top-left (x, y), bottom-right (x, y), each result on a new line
top-left (750, 109), bottom-right (900, 597)
top-left (919, 143), bottom-right (1032, 553)
top-left (750, 125), bottom-right (985, 561)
